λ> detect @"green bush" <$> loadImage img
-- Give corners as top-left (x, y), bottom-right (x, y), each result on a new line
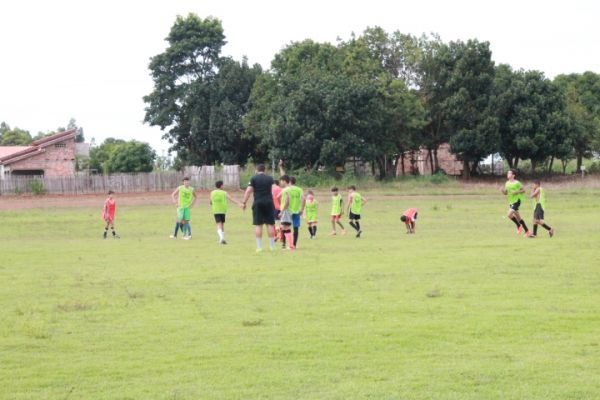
top-left (28, 179), bottom-right (46, 195)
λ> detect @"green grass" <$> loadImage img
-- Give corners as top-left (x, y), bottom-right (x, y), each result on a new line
top-left (1, 189), bottom-right (600, 399)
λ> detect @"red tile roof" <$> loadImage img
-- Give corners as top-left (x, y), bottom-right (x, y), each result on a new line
top-left (0, 129), bottom-right (78, 164)
top-left (0, 146), bottom-right (30, 159)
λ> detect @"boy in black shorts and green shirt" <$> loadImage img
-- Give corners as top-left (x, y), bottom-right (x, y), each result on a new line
top-left (210, 180), bottom-right (241, 245)
top-left (501, 169), bottom-right (530, 237)
top-left (347, 185), bottom-right (367, 238)
top-left (529, 180), bottom-right (555, 238)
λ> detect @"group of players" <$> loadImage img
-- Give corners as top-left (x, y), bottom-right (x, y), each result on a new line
top-left (101, 165), bottom-right (554, 248)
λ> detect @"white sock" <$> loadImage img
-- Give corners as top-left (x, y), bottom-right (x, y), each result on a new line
top-left (269, 237), bottom-right (275, 249)
top-left (256, 238), bottom-right (262, 249)
top-left (218, 229), bottom-right (224, 240)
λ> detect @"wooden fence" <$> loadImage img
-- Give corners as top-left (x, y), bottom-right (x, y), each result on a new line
top-left (0, 166), bottom-right (240, 196)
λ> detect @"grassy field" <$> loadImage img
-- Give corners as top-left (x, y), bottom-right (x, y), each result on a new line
top-left (1, 187), bottom-right (600, 399)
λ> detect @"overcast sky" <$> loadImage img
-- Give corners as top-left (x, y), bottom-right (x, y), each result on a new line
top-left (1, 0), bottom-right (598, 154)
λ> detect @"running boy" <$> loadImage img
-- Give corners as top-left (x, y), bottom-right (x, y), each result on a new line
top-left (170, 177), bottom-right (196, 240)
top-left (304, 190), bottom-right (318, 239)
top-left (529, 180), bottom-right (555, 238)
top-left (210, 180), bottom-right (241, 244)
top-left (347, 185), bottom-right (367, 238)
top-left (400, 207), bottom-right (418, 234)
top-left (500, 169), bottom-right (530, 237)
top-left (330, 187), bottom-right (346, 235)
top-left (102, 190), bottom-right (120, 239)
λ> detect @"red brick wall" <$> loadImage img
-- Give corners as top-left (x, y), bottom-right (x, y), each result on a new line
top-left (8, 139), bottom-right (76, 176)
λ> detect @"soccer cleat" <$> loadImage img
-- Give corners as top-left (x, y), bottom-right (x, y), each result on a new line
top-left (113, 234), bottom-right (120, 239)
top-left (255, 248), bottom-right (263, 253)
top-left (220, 240), bottom-right (227, 245)
top-left (516, 225), bottom-right (523, 235)
top-left (103, 231), bottom-right (107, 239)
top-left (549, 228), bottom-right (555, 237)
top-left (170, 235), bottom-right (177, 239)
top-left (356, 230), bottom-right (362, 238)
top-left (528, 234), bottom-right (537, 239)
top-left (330, 231), bottom-right (337, 236)
top-left (182, 236), bottom-right (191, 240)
top-left (341, 230), bottom-right (347, 236)
top-left (524, 231), bottom-right (531, 238)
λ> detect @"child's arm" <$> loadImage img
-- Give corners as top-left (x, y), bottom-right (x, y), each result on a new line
top-left (191, 190), bottom-right (197, 207)
top-left (346, 194), bottom-right (352, 214)
top-left (171, 187), bottom-right (179, 204)
top-left (300, 194), bottom-right (306, 214)
top-left (278, 159), bottom-right (285, 177)
top-left (281, 193), bottom-right (290, 211)
top-left (227, 192), bottom-right (240, 205)
top-left (530, 187), bottom-right (540, 199)
top-left (362, 195), bottom-right (368, 205)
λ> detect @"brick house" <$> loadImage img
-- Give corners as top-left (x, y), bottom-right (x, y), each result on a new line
top-left (0, 129), bottom-right (78, 178)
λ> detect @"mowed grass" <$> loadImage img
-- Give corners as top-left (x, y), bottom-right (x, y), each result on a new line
top-left (1, 189), bottom-right (600, 399)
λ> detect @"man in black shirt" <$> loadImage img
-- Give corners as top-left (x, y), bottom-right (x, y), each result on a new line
top-left (241, 164), bottom-right (276, 252)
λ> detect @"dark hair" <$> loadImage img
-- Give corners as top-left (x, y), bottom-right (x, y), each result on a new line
top-left (307, 190), bottom-right (314, 195)
top-left (400, 215), bottom-right (407, 222)
top-left (280, 175), bottom-right (290, 183)
top-left (256, 164), bottom-right (266, 172)
top-left (331, 187), bottom-right (338, 192)
top-left (290, 176), bottom-right (297, 184)
top-left (108, 190), bottom-right (114, 195)
top-left (348, 185), bottom-right (356, 190)
top-left (273, 179), bottom-right (280, 185)
top-left (215, 180), bottom-right (223, 188)
top-left (533, 179), bottom-right (541, 185)
top-left (183, 176), bottom-right (190, 181)
top-left (509, 169), bottom-right (517, 177)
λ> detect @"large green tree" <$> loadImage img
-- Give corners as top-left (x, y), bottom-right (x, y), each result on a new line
top-left (89, 138), bottom-right (155, 174)
top-left (0, 123), bottom-right (32, 145)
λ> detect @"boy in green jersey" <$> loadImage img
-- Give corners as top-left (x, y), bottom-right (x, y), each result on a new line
top-left (210, 180), bottom-right (241, 244)
top-left (500, 169), bottom-right (530, 237)
top-left (304, 190), bottom-right (319, 239)
top-left (346, 185), bottom-right (368, 238)
top-left (288, 176), bottom-right (305, 247)
top-left (278, 175), bottom-right (295, 249)
top-left (330, 187), bottom-right (346, 235)
top-left (529, 180), bottom-right (555, 238)
top-left (170, 177), bottom-right (196, 240)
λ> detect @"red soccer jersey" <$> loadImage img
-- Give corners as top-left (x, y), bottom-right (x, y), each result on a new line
top-left (272, 185), bottom-right (282, 210)
top-left (403, 207), bottom-right (418, 223)
top-left (103, 198), bottom-right (116, 219)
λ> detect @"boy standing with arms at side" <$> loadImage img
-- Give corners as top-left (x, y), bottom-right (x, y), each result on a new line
top-left (304, 190), bottom-right (318, 239)
top-left (278, 175), bottom-right (295, 250)
top-left (529, 180), bottom-right (555, 238)
top-left (330, 187), bottom-right (346, 236)
top-left (170, 177), bottom-right (196, 240)
top-left (102, 190), bottom-right (120, 239)
top-left (210, 180), bottom-right (241, 245)
top-left (500, 169), bottom-right (530, 237)
top-left (347, 185), bottom-right (367, 238)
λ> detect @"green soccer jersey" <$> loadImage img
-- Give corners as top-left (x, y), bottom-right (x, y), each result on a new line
top-left (305, 200), bottom-right (318, 222)
top-left (211, 189), bottom-right (227, 214)
top-left (350, 192), bottom-right (362, 214)
top-left (535, 187), bottom-right (546, 210)
top-left (179, 185), bottom-right (194, 208)
top-left (331, 194), bottom-right (343, 215)
top-left (505, 180), bottom-right (524, 204)
top-left (288, 186), bottom-right (303, 214)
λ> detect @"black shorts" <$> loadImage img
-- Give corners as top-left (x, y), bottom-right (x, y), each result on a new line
top-left (349, 212), bottom-right (361, 220)
top-left (252, 202), bottom-right (275, 226)
top-left (509, 200), bottom-right (521, 212)
top-left (214, 214), bottom-right (226, 223)
top-left (533, 204), bottom-right (545, 220)
top-left (273, 209), bottom-right (281, 221)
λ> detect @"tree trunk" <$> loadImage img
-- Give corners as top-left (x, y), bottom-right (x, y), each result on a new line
top-left (377, 157), bottom-right (386, 180)
top-left (427, 148), bottom-right (434, 175)
top-left (561, 159), bottom-right (568, 174)
top-left (548, 156), bottom-right (554, 173)
top-left (433, 148), bottom-right (439, 173)
top-left (400, 155), bottom-right (405, 176)
top-left (531, 159), bottom-right (537, 172)
top-left (507, 156), bottom-right (514, 169)
top-left (514, 158), bottom-right (519, 169)
top-left (470, 161), bottom-right (479, 176)
top-left (462, 160), bottom-right (470, 179)
top-left (576, 153), bottom-right (583, 172)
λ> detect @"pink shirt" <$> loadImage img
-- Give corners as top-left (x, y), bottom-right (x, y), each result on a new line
top-left (272, 185), bottom-right (282, 210)
top-left (403, 208), bottom-right (418, 222)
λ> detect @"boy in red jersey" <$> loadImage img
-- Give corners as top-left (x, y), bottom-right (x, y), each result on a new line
top-left (400, 207), bottom-right (418, 234)
top-left (102, 190), bottom-right (120, 239)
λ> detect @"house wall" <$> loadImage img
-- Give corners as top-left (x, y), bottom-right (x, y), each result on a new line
top-left (7, 140), bottom-right (76, 176)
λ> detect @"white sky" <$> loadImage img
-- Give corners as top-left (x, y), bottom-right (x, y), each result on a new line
top-left (1, 0), bottom-right (598, 154)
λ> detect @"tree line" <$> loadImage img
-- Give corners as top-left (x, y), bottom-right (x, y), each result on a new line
top-left (144, 14), bottom-right (600, 177)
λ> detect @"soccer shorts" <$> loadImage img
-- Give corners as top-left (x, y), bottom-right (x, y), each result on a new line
top-left (103, 213), bottom-right (115, 223)
top-left (214, 214), bottom-right (226, 223)
top-left (533, 204), bottom-right (545, 220)
top-left (349, 212), bottom-right (361, 220)
top-left (178, 207), bottom-right (191, 221)
top-left (252, 201), bottom-right (275, 226)
top-left (291, 213), bottom-right (301, 228)
top-left (280, 209), bottom-right (292, 224)
top-left (509, 200), bottom-right (521, 212)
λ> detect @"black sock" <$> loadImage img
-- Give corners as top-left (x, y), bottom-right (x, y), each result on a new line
top-left (355, 221), bottom-right (361, 231)
top-left (520, 220), bottom-right (529, 233)
top-left (542, 223), bottom-right (552, 231)
top-left (293, 228), bottom-right (299, 246)
top-left (111, 228), bottom-right (115, 236)
top-left (308, 227), bottom-right (313, 236)
top-left (533, 225), bottom-right (538, 235)
top-left (282, 232), bottom-right (287, 247)
top-left (337, 222), bottom-right (344, 230)
top-left (510, 217), bottom-right (520, 228)
top-left (313, 226), bottom-right (317, 236)
top-left (349, 221), bottom-right (357, 231)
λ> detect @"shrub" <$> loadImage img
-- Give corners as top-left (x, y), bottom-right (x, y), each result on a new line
top-left (28, 179), bottom-right (45, 195)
